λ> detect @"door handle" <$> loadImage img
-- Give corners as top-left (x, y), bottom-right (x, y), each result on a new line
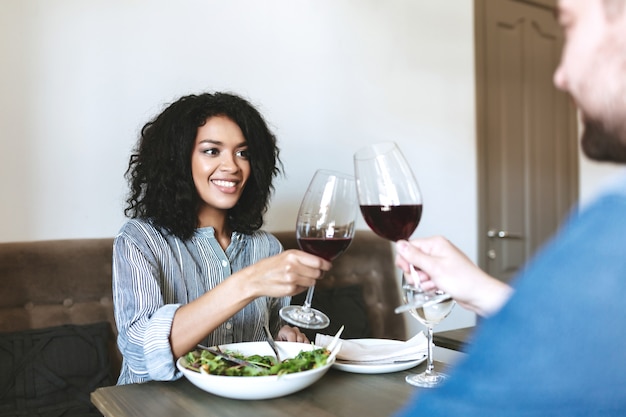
top-left (487, 229), bottom-right (523, 239)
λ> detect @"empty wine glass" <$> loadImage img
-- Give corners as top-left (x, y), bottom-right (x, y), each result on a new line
top-left (402, 275), bottom-right (455, 387)
top-left (279, 169), bottom-right (357, 329)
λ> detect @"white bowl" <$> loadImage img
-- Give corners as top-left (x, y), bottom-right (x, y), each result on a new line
top-left (176, 341), bottom-right (334, 400)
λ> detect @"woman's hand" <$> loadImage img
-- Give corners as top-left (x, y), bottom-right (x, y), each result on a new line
top-left (277, 325), bottom-right (309, 343)
top-left (395, 236), bottom-right (512, 317)
top-left (242, 249), bottom-right (332, 300)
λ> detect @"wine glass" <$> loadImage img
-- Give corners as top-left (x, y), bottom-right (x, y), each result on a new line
top-left (279, 169), bottom-right (357, 329)
top-left (403, 275), bottom-right (455, 387)
top-left (353, 141), bottom-right (450, 304)
top-left (353, 141), bottom-right (423, 242)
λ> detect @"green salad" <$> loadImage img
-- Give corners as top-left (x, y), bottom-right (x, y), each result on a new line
top-left (183, 347), bottom-right (330, 377)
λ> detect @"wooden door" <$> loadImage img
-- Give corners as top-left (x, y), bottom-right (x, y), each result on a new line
top-left (475, 0), bottom-right (579, 282)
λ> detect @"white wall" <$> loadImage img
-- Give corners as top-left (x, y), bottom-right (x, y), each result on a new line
top-left (0, 0), bottom-right (475, 243)
top-left (4, 0), bottom-right (616, 335)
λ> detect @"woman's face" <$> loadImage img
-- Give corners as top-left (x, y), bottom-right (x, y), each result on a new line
top-left (191, 115), bottom-right (251, 227)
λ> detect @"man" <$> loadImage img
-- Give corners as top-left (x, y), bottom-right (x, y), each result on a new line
top-left (394, 0), bottom-right (626, 415)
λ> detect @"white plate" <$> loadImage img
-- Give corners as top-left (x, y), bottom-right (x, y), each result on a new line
top-left (177, 341), bottom-right (334, 400)
top-left (332, 338), bottom-right (426, 374)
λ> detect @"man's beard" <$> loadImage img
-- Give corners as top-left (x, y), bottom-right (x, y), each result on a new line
top-left (581, 120), bottom-right (626, 163)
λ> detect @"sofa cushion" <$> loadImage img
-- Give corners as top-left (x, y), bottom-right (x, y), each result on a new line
top-left (0, 322), bottom-right (114, 417)
top-left (0, 238), bottom-right (121, 378)
top-left (290, 283), bottom-right (371, 341)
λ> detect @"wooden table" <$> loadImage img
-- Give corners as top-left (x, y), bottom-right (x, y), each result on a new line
top-left (91, 361), bottom-right (447, 417)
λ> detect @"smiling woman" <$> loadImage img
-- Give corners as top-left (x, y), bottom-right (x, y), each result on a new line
top-left (191, 115), bottom-right (252, 233)
top-left (112, 92), bottom-right (333, 386)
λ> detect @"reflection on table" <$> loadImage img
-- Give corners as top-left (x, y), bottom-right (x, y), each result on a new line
top-left (91, 361), bottom-right (448, 417)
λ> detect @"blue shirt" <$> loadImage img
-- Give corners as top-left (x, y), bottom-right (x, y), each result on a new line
top-left (112, 219), bottom-right (289, 385)
top-left (396, 174), bottom-right (626, 416)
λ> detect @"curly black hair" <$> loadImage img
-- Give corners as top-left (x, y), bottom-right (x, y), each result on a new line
top-left (124, 92), bottom-right (283, 240)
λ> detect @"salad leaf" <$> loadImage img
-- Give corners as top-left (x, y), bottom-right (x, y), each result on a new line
top-left (183, 347), bottom-right (330, 377)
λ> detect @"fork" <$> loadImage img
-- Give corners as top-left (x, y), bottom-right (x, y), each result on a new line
top-left (263, 324), bottom-right (282, 362)
top-left (196, 344), bottom-right (259, 368)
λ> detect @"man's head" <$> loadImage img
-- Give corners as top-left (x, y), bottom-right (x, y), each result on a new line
top-left (554, 0), bottom-right (626, 162)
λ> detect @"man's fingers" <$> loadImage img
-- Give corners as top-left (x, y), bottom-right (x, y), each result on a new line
top-left (396, 240), bottom-right (434, 272)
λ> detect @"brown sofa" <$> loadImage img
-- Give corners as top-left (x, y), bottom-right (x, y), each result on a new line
top-left (0, 230), bottom-right (404, 413)
top-left (0, 238), bottom-right (120, 416)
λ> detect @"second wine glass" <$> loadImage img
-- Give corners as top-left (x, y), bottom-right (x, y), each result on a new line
top-left (353, 141), bottom-right (423, 242)
top-left (279, 169), bottom-right (357, 329)
top-left (353, 141), bottom-right (451, 310)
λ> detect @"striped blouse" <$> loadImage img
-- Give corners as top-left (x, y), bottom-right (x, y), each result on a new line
top-left (112, 218), bottom-right (289, 385)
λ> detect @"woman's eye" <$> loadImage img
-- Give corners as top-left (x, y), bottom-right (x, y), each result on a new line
top-left (203, 148), bottom-right (219, 156)
top-left (236, 149), bottom-right (250, 160)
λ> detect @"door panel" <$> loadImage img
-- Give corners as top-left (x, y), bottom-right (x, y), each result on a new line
top-left (476, 0), bottom-right (578, 282)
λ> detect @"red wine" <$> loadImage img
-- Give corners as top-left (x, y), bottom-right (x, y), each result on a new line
top-left (297, 237), bottom-right (352, 261)
top-left (359, 204), bottom-right (422, 241)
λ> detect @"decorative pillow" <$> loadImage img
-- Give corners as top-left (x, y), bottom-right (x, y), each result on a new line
top-left (0, 322), bottom-right (114, 417)
top-left (290, 284), bottom-right (371, 341)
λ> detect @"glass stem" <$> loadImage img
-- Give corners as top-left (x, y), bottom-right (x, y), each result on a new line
top-left (303, 271), bottom-right (324, 311)
top-left (425, 325), bottom-right (435, 376)
top-left (302, 286), bottom-right (315, 310)
top-left (410, 264), bottom-right (424, 292)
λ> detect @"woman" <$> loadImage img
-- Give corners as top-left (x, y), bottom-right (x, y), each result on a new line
top-left (113, 92), bottom-right (330, 385)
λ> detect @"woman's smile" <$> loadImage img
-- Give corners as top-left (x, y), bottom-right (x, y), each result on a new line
top-left (211, 178), bottom-right (240, 193)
